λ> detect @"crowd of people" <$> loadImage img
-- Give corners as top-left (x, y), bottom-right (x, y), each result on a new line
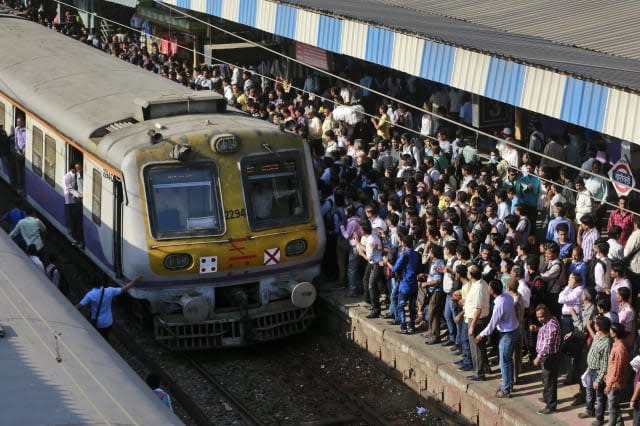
top-left (4, 3), bottom-right (640, 423)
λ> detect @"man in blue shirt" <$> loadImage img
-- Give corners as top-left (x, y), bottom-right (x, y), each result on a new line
top-left (76, 274), bottom-right (143, 339)
top-left (477, 280), bottom-right (520, 397)
top-left (546, 205), bottom-right (575, 244)
top-left (387, 235), bottom-right (420, 334)
top-left (516, 163), bottom-right (540, 235)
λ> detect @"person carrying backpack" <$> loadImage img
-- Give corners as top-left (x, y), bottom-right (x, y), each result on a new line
top-left (587, 242), bottom-right (612, 298)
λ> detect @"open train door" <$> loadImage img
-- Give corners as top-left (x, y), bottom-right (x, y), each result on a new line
top-left (113, 178), bottom-right (123, 278)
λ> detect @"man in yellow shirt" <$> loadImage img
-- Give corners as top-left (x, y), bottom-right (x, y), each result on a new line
top-left (371, 105), bottom-right (390, 141)
top-left (464, 265), bottom-right (491, 380)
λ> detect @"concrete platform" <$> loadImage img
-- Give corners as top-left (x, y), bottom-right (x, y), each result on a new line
top-left (317, 286), bottom-right (634, 426)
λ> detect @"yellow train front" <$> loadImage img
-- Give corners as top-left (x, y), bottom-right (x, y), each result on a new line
top-left (123, 112), bottom-right (325, 350)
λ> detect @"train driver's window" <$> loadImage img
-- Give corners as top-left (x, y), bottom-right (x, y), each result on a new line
top-left (145, 163), bottom-right (223, 238)
top-left (242, 152), bottom-right (308, 230)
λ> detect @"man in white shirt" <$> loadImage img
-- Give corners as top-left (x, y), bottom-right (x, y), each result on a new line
top-left (592, 242), bottom-right (612, 295)
top-left (495, 190), bottom-right (510, 221)
top-left (465, 266), bottom-right (491, 380)
top-left (606, 225), bottom-right (624, 261)
top-left (13, 117), bottom-right (26, 188)
top-left (9, 207), bottom-right (46, 252)
top-left (511, 266), bottom-right (531, 309)
top-left (574, 177), bottom-right (593, 224)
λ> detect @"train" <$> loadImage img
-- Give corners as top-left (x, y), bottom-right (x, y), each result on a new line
top-left (0, 230), bottom-right (183, 425)
top-left (0, 12), bottom-right (325, 349)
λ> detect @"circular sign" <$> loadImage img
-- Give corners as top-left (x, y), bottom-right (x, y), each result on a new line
top-left (608, 160), bottom-right (636, 196)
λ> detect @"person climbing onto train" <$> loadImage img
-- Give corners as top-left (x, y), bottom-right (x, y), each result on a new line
top-left (76, 274), bottom-right (143, 339)
top-left (8, 207), bottom-right (45, 254)
top-left (0, 202), bottom-right (27, 247)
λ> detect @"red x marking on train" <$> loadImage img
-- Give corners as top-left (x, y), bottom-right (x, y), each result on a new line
top-left (229, 242), bottom-right (246, 255)
top-left (264, 248), bottom-right (280, 265)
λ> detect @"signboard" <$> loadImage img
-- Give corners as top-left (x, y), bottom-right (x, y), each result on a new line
top-left (472, 95), bottom-right (514, 130)
top-left (608, 157), bottom-right (636, 197)
top-left (295, 42), bottom-right (328, 71)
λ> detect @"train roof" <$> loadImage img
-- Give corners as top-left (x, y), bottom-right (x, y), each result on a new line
top-left (0, 231), bottom-right (183, 425)
top-left (0, 16), bottom-right (223, 146)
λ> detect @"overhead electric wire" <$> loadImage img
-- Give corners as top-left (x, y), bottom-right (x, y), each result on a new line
top-left (48, 1), bottom-right (640, 216)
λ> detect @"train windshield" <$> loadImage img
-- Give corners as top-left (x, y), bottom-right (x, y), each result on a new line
top-left (145, 163), bottom-right (223, 238)
top-left (241, 151), bottom-right (308, 230)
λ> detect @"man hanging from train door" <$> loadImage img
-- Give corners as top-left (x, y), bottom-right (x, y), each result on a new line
top-left (67, 162), bottom-right (84, 247)
top-left (63, 165), bottom-right (80, 245)
top-left (13, 117), bottom-right (26, 190)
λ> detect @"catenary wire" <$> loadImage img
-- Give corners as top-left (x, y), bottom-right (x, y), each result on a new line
top-left (46, 1), bottom-right (640, 216)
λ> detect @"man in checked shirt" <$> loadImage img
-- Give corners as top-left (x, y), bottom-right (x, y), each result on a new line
top-left (578, 316), bottom-right (612, 425)
top-left (530, 304), bottom-right (561, 415)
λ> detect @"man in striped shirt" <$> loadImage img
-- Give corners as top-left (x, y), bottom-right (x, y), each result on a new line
top-left (578, 214), bottom-right (599, 262)
top-left (578, 316), bottom-right (612, 424)
top-left (531, 304), bottom-right (561, 414)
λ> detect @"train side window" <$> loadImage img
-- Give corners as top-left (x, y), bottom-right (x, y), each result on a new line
top-left (44, 135), bottom-right (56, 187)
top-left (92, 168), bottom-right (101, 225)
top-left (32, 126), bottom-right (44, 176)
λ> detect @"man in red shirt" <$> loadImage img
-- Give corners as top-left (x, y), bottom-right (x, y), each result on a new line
top-left (604, 323), bottom-right (628, 426)
top-left (607, 196), bottom-right (634, 245)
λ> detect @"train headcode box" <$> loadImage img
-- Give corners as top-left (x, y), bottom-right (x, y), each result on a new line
top-left (608, 157), bottom-right (636, 197)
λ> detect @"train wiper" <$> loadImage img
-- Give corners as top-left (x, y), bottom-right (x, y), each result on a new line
top-left (261, 143), bottom-right (282, 162)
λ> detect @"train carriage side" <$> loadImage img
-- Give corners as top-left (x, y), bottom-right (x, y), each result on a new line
top-left (0, 231), bottom-right (182, 426)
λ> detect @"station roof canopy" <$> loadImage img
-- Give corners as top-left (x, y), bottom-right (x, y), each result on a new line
top-left (284, 0), bottom-right (640, 92)
top-left (157, 0), bottom-right (640, 143)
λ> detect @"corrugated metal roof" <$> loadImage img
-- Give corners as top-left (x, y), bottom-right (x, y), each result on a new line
top-left (394, 0), bottom-right (640, 60)
top-left (284, 0), bottom-right (640, 93)
top-left (103, 0), bottom-right (138, 7)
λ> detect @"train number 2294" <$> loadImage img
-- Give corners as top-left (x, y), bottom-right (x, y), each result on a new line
top-left (225, 208), bottom-right (246, 220)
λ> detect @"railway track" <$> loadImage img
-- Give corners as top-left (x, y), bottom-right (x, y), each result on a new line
top-left (186, 340), bottom-right (392, 426)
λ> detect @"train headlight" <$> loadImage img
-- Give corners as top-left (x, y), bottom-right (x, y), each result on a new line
top-left (164, 253), bottom-right (192, 270)
top-left (285, 239), bottom-right (307, 257)
top-left (210, 134), bottom-right (240, 153)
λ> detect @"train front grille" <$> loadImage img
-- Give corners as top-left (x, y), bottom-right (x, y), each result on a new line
top-left (154, 304), bottom-right (315, 350)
